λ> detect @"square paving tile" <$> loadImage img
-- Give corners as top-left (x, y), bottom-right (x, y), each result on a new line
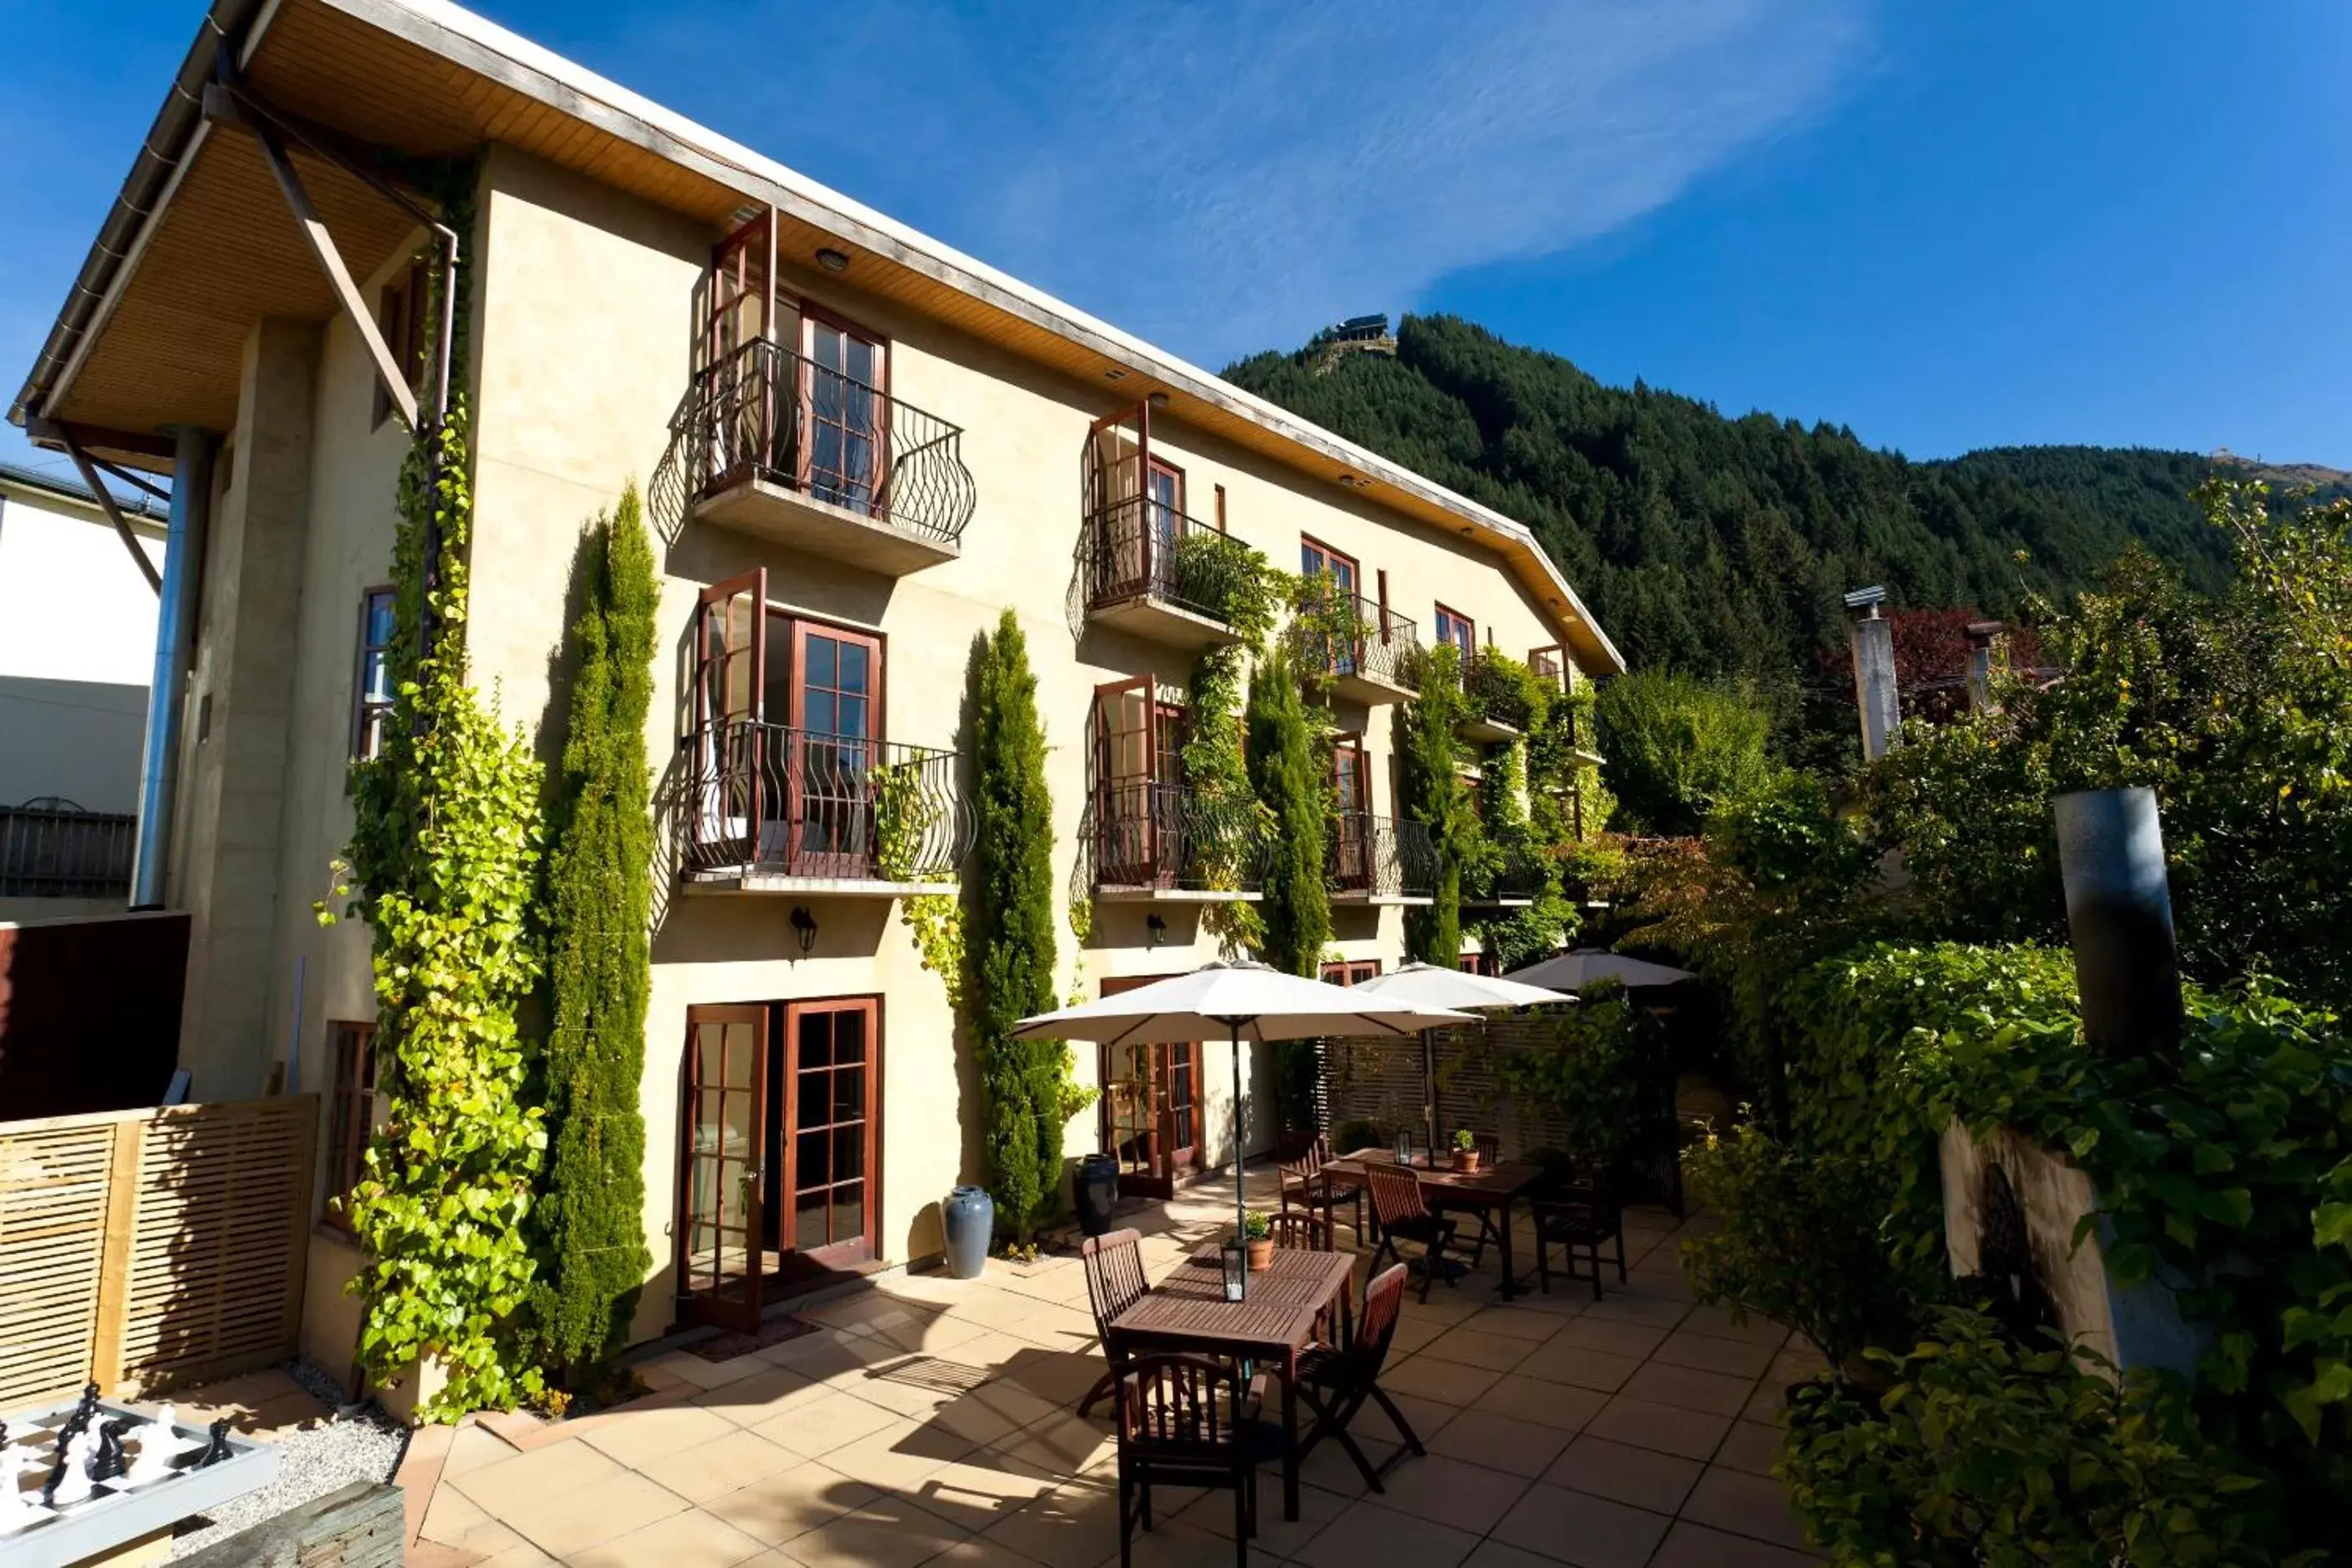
top-left (1680, 1466), bottom-right (1813, 1550)
top-left (703, 1460), bottom-right (879, 1546)
top-left (1420, 1327), bottom-right (1540, 1373)
top-left (642, 1349), bottom-right (771, 1389)
top-left (1550, 1318), bottom-right (1670, 1359)
top-left (577, 1401), bottom-right (741, 1467)
top-left (1466, 1307), bottom-right (1571, 1343)
top-left (503, 1470), bottom-right (689, 1559)
top-left (1178, 1473), bottom-right (1350, 1558)
top-left (1576, 1294), bottom-right (1689, 1329)
top-left (1652, 1332), bottom-right (1781, 1380)
top-left (1515, 1342), bottom-right (1642, 1394)
top-left (980, 1479), bottom-right (1122, 1568)
top-left (1622, 1361), bottom-right (1756, 1418)
top-left (896, 1451), bottom-right (1061, 1533)
top-left (1543, 1435), bottom-right (1701, 1514)
top-left (694, 1365), bottom-right (828, 1426)
top-left (1463, 1540), bottom-right (1571, 1568)
top-left (1296, 1496), bottom-right (1483, 1568)
top-left (565, 1505), bottom-right (767, 1567)
top-left (779, 1500), bottom-right (972, 1568)
top-left (1584, 1395), bottom-right (1733, 1462)
top-left (748, 1390), bottom-right (905, 1458)
top-left (1648, 1519), bottom-right (1820, 1567)
top-left (1678, 1305), bottom-right (1791, 1347)
top-left (1361, 1452), bottom-right (1533, 1534)
top-left (818, 1419), bottom-right (980, 1493)
top-left (990, 1412), bottom-right (1117, 1477)
top-left (635, 1429), bottom-right (803, 1503)
top-left (1470, 1375), bottom-right (1607, 1433)
top-left (448, 1437), bottom-right (630, 1515)
top-left (1380, 1354), bottom-right (1504, 1407)
top-left (1492, 1482), bottom-right (1672, 1568)
top-left (1710, 1420), bottom-right (1785, 1478)
top-left (1425, 1410), bottom-right (1572, 1478)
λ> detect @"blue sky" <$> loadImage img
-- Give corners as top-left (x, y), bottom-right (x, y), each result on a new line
top-left (5, 0), bottom-right (2348, 490)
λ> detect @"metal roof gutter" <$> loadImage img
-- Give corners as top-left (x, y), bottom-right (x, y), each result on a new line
top-left (7, 0), bottom-right (278, 437)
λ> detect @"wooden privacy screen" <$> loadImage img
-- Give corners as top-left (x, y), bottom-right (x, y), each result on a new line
top-left (0, 1096), bottom-right (316, 1408)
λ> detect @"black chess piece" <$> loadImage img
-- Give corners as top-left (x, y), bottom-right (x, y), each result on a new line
top-left (59, 1385), bottom-right (101, 1444)
top-left (91, 1420), bottom-right (129, 1484)
top-left (197, 1419), bottom-right (234, 1468)
top-left (39, 1446), bottom-right (70, 1509)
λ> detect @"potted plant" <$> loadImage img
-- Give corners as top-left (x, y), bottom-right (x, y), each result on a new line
top-left (1241, 1210), bottom-right (1275, 1271)
top-left (1452, 1128), bottom-right (1482, 1173)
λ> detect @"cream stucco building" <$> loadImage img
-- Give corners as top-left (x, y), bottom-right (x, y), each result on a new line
top-left (12, 0), bottom-right (1622, 1369)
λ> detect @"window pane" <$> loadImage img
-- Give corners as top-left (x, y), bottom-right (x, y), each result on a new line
top-left (838, 642), bottom-right (869, 694)
top-left (805, 691), bottom-right (837, 736)
top-left (833, 1122), bottom-right (863, 1182)
top-left (833, 1008), bottom-right (866, 1065)
top-left (836, 695), bottom-right (866, 740)
top-left (797, 1127), bottom-right (828, 1188)
top-left (832, 1067), bottom-right (863, 1125)
top-left (806, 635), bottom-right (837, 692)
top-left (795, 1188), bottom-right (828, 1252)
top-left (832, 1182), bottom-right (865, 1246)
top-left (798, 1008), bottom-right (833, 1068)
top-left (364, 593), bottom-right (395, 646)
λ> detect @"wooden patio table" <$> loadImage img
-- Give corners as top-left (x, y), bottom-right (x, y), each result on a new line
top-left (1326, 1148), bottom-right (1550, 1302)
top-left (1107, 1242), bottom-right (1356, 1522)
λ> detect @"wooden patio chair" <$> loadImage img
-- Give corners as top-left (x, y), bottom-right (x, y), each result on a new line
top-left (1115, 1352), bottom-right (1258, 1568)
top-left (1532, 1164), bottom-right (1627, 1301)
top-left (1291, 1262), bottom-right (1425, 1493)
top-left (1362, 1160), bottom-right (1458, 1303)
top-left (1276, 1134), bottom-right (1366, 1244)
top-left (1079, 1227), bottom-right (1151, 1417)
top-left (1435, 1132), bottom-right (1508, 1271)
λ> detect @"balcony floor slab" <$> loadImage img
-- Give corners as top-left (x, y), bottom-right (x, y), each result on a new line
top-left (694, 476), bottom-right (959, 575)
top-left (682, 869), bottom-right (958, 898)
top-left (1093, 886), bottom-right (1262, 904)
top-left (1086, 595), bottom-right (1244, 652)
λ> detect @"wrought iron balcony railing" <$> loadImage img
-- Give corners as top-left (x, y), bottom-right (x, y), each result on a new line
top-left (1463, 651), bottom-right (1539, 734)
top-left (1296, 593), bottom-right (1425, 696)
top-left (677, 721), bottom-right (972, 885)
top-left (1083, 496), bottom-right (1259, 628)
top-left (0, 800), bottom-right (133, 899)
top-left (1328, 812), bottom-right (1437, 901)
top-left (665, 339), bottom-right (976, 547)
top-left (1081, 781), bottom-right (1266, 895)
top-left (1463, 841), bottom-right (1548, 905)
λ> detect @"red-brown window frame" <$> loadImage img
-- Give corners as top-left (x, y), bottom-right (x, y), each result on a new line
top-left (1320, 958), bottom-right (1382, 986)
top-left (322, 1020), bottom-right (378, 1229)
top-left (371, 259), bottom-right (431, 430)
top-left (1433, 604), bottom-right (1476, 657)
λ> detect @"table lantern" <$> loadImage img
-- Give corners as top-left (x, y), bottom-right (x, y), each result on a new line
top-left (1393, 1128), bottom-right (1414, 1167)
top-left (1220, 1238), bottom-right (1248, 1302)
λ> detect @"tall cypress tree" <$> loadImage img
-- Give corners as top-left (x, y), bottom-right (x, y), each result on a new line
top-left (1401, 645), bottom-right (1469, 965)
top-left (1246, 643), bottom-right (1331, 977)
top-left (968, 611), bottom-right (1060, 1240)
top-left (529, 486), bottom-right (657, 1382)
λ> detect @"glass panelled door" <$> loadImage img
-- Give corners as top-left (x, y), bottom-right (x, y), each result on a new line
top-left (704, 212), bottom-right (773, 485)
top-left (679, 1004), bottom-right (768, 1332)
top-left (1098, 977), bottom-right (1199, 1198)
top-left (1093, 678), bottom-right (1157, 886)
top-left (1332, 736), bottom-right (1370, 889)
top-left (787, 622), bottom-right (881, 878)
top-left (802, 316), bottom-right (888, 513)
top-left (1300, 537), bottom-right (1360, 676)
top-left (786, 999), bottom-right (878, 1267)
top-left (692, 571), bottom-right (767, 867)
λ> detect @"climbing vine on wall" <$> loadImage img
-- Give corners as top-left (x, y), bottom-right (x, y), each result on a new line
top-left (1184, 643), bottom-right (1267, 957)
top-left (1399, 643), bottom-right (1472, 963)
top-left (323, 398), bottom-right (547, 1420)
top-left (876, 760), bottom-right (965, 1011)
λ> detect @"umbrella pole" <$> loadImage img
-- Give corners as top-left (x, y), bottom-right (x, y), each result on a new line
top-left (1232, 1024), bottom-right (1249, 1240)
top-left (1422, 1027), bottom-right (1439, 1163)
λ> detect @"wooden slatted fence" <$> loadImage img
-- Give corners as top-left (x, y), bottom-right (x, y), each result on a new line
top-left (0, 1096), bottom-right (315, 1407)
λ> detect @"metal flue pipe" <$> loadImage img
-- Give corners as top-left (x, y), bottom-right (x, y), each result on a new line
top-left (2054, 787), bottom-right (2182, 1060)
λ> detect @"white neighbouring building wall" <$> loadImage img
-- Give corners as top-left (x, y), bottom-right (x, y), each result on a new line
top-left (0, 462), bottom-right (164, 815)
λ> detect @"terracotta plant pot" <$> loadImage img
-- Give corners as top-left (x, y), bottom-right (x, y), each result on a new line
top-left (1246, 1237), bottom-right (1276, 1271)
top-left (1452, 1148), bottom-right (1482, 1173)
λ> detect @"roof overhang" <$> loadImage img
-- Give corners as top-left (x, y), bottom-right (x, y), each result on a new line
top-left (13, 0), bottom-right (1623, 673)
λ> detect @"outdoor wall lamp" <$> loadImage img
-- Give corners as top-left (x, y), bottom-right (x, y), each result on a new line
top-left (791, 905), bottom-right (818, 955)
top-left (1145, 913), bottom-right (1167, 948)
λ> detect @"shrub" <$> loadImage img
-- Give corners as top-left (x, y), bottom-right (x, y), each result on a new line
top-left (1491, 986), bottom-right (1650, 1172)
top-left (1399, 644), bottom-right (1471, 962)
top-left (528, 487), bottom-right (657, 1386)
top-left (1594, 669), bottom-right (1773, 835)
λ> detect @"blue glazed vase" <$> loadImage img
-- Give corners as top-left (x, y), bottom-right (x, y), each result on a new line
top-left (1074, 1154), bottom-right (1120, 1237)
top-left (942, 1185), bottom-right (993, 1278)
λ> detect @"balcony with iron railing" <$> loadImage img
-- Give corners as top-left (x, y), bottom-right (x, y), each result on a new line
top-left (656, 339), bottom-right (977, 575)
top-left (1327, 812), bottom-right (1436, 905)
top-left (1081, 497), bottom-right (1255, 651)
top-left (673, 722), bottom-right (972, 895)
top-left (1294, 594), bottom-right (1424, 705)
top-left (1460, 650), bottom-right (1534, 744)
top-left (1462, 841), bottom-right (1547, 909)
top-left (1079, 781), bottom-right (1265, 901)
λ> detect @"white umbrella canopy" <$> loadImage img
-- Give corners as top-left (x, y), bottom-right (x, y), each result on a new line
top-left (1507, 948), bottom-right (1697, 991)
top-left (1349, 962), bottom-right (1575, 1012)
top-left (1014, 961), bottom-right (1476, 1238)
top-left (1349, 962), bottom-right (1574, 1158)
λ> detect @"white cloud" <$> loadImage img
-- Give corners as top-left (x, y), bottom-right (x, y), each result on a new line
top-left (586, 0), bottom-right (1874, 360)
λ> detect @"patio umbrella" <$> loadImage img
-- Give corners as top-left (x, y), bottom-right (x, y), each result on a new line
top-left (1012, 961), bottom-right (1475, 1241)
top-left (1349, 962), bottom-right (1576, 1156)
top-left (1507, 948), bottom-right (1696, 992)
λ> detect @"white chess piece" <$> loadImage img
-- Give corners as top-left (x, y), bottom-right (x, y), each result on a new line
top-left (49, 1431), bottom-right (99, 1506)
top-left (0, 1446), bottom-right (39, 1532)
top-left (143, 1404), bottom-right (196, 1458)
top-left (124, 1421), bottom-right (176, 1487)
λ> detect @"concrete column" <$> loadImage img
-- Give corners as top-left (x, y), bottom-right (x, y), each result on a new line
top-left (130, 426), bottom-right (218, 908)
top-left (174, 317), bottom-right (322, 1100)
top-left (1964, 620), bottom-right (2007, 714)
top-left (1844, 586), bottom-right (1899, 762)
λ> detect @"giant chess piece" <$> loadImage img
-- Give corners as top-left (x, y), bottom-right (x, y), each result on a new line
top-left (125, 1407), bottom-right (182, 1486)
top-left (0, 1444), bottom-right (38, 1533)
top-left (91, 1420), bottom-right (130, 1485)
top-left (44, 1430), bottom-right (98, 1508)
top-left (57, 1385), bottom-right (100, 1447)
top-left (196, 1419), bottom-right (234, 1469)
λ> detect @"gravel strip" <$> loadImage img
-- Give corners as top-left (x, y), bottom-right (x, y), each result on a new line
top-left (168, 1362), bottom-right (407, 1560)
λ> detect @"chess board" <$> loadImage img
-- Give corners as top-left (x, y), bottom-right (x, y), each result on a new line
top-left (0, 1395), bottom-right (276, 1568)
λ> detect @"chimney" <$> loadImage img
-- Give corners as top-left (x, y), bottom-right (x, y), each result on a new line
top-left (2055, 787), bottom-right (2182, 1063)
top-left (1844, 586), bottom-right (1898, 762)
top-left (1963, 621), bottom-right (2008, 714)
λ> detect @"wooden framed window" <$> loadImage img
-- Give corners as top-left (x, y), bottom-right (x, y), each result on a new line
top-left (351, 586), bottom-right (396, 761)
top-left (1299, 535), bottom-right (1359, 599)
top-left (323, 1021), bottom-right (378, 1225)
top-left (1458, 952), bottom-right (1493, 977)
top-left (800, 308), bottom-right (890, 514)
top-left (1433, 604), bottom-right (1476, 657)
top-left (370, 259), bottom-right (431, 429)
top-left (1320, 958), bottom-right (1381, 986)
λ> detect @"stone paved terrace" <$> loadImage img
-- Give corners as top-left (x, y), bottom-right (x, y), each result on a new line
top-left (405, 1173), bottom-right (1825, 1568)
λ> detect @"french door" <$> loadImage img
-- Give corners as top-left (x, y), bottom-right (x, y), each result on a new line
top-left (786, 622), bottom-right (881, 878)
top-left (1098, 977), bottom-right (1199, 1199)
top-left (802, 314), bottom-right (889, 515)
top-left (680, 1005), bottom-right (768, 1332)
top-left (782, 998), bottom-right (879, 1271)
top-left (1300, 536), bottom-right (1361, 675)
top-left (691, 570), bottom-right (768, 867)
top-left (1093, 678), bottom-right (1158, 886)
top-left (1331, 735), bottom-right (1371, 889)
top-left (703, 212), bottom-right (776, 487)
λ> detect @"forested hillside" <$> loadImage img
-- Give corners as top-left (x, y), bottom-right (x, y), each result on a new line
top-left (1223, 314), bottom-right (2249, 686)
